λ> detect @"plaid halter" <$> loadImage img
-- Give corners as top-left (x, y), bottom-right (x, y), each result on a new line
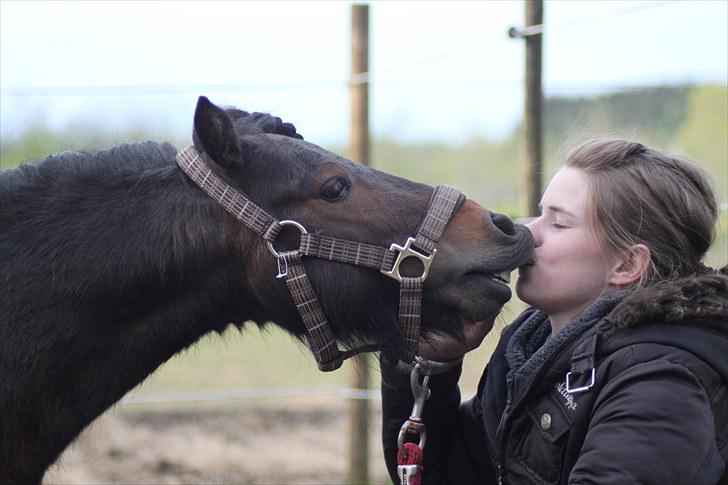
top-left (176, 146), bottom-right (462, 371)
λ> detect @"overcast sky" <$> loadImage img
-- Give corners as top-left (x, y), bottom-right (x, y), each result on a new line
top-left (1, 1), bottom-right (726, 145)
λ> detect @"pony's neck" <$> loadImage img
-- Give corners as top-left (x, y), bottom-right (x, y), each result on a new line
top-left (10, 146), bottom-right (268, 480)
top-left (62, 147), bottom-right (263, 389)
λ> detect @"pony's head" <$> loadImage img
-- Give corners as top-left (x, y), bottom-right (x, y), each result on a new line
top-left (191, 96), bottom-right (533, 358)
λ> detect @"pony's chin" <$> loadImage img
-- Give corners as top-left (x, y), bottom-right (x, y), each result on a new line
top-left (456, 310), bottom-right (499, 339)
top-left (416, 314), bottom-right (497, 361)
top-left (455, 289), bottom-right (510, 324)
top-left (457, 309), bottom-right (502, 345)
top-left (458, 314), bottom-right (497, 330)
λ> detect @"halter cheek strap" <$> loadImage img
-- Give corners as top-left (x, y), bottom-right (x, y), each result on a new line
top-left (176, 146), bottom-right (463, 371)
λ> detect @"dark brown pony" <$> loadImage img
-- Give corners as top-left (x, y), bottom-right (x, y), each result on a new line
top-left (0, 97), bottom-right (532, 482)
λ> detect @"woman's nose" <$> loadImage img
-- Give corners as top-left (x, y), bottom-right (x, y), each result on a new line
top-left (525, 219), bottom-right (541, 247)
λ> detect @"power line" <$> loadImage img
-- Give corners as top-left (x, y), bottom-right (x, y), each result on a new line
top-left (358, 1), bottom-right (674, 83)
top-left (509, 1), bottom-right (672, 38)
top-left (549, 1), bottom-right (672, 32)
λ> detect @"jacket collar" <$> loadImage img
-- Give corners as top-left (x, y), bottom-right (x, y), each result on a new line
top-left (504, 291), bottom-right (627, 399)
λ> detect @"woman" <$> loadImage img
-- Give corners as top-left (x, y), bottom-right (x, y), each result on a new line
top-left (380, 139), bottom-right (727, 484)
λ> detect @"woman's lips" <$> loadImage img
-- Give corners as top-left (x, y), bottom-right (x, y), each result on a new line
top-left (518, 259), bottom-right (535, 272)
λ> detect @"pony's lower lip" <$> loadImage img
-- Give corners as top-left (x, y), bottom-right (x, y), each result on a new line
top-left (492, 270), bottom-right (511, 285)
top-left (491, 272), bottom-right (511, 286)
top-left (466, 270), bottom-right (512, 287)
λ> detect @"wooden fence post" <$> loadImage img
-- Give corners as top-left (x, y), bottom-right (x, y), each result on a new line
top-left (348, 4), bottom-right (370, 484)
top-left (522, 0), bottom-right (544, 217)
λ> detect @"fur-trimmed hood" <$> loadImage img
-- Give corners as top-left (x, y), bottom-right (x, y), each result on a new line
top-left (604, 265), bottom-right (728, 384)
top-left (607, 265), bottom-right (728, 328)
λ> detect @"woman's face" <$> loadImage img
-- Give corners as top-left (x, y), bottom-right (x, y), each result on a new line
top-left (516, 167), bottom-right (616, 326)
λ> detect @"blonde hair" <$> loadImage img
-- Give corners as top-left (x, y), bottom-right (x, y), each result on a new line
top-left (565, 139), bottom-right (718, 285)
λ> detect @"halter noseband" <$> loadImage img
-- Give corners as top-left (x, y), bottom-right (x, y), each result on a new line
top-left (176, 146), bottom-right (463, 371)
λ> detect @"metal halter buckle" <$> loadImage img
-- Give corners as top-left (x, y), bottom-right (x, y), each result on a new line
top-left (380, 237), bottom-right (436, 282)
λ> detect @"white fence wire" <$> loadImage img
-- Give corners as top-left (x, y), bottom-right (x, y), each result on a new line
top-left (121, 386), bottom-right (381, 406)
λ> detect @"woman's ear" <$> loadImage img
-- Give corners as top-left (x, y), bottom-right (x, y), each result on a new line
top-left (192, 96), bottom-right (242, 170)
top-left (609, 243), bottom-right (651, 287)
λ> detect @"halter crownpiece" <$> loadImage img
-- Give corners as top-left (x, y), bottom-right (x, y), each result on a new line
top-left (176, 146), bottom-right (463, 370)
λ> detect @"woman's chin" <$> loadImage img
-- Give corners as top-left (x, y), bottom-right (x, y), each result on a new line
top-left (515, 274), bottom-right (535, 303)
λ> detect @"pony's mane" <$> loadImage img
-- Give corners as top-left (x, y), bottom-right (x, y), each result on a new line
top-left (6, 107), bottom-right (301, 183)
top-left (10, 141), bottom-right (177, 175)
top-left (226, 108), bottom-right (304, 140)
top-left (2, 141), bottom-right (179, 190)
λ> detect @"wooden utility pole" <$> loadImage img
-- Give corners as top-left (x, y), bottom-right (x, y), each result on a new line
top-left (348, 4), bottom-right (370, 484)
top-left (511, 0), bottom-right (544, 217)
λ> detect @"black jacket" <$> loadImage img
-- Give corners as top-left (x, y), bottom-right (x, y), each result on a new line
top-left (381, 269), bottom-right (728, 484)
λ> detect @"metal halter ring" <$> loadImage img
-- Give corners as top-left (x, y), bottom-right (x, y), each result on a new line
top-left (380, 237), bottom-right (436, 282)
top-left (266, 220), bottom-right (308, 258)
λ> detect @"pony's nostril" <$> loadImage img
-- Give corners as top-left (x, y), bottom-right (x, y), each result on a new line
top-left (491, 212), bottom-right (516, 236)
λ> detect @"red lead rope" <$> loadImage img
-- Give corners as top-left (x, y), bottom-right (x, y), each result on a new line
top-left (397, 442), bottom-right (424, 485)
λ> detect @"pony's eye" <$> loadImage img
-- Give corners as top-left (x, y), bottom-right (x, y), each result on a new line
top-left (320, 177), bottom-right (350, 202)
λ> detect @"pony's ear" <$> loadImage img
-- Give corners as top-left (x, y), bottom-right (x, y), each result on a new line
top-left (192, 96), bottom-right (242, 169)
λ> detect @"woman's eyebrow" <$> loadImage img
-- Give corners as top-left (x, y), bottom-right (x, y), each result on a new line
top-left (546, 205), bottom-right (576, 218)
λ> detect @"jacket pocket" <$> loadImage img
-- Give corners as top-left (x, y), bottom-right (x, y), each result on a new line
top-left (508, 394), bottom-right (573, 484)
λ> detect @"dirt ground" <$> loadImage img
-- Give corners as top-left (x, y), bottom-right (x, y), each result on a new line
top-left (43, 400), bottom-right (391, 485)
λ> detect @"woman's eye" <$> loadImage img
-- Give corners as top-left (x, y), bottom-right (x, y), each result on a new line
top-left (320, 177), bottom-right (350, 202)
top-left (551, 222), bottom-right (566, 229)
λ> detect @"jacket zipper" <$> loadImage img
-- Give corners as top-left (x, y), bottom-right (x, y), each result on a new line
top-left (495, 374), bottom-right (515, 485)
